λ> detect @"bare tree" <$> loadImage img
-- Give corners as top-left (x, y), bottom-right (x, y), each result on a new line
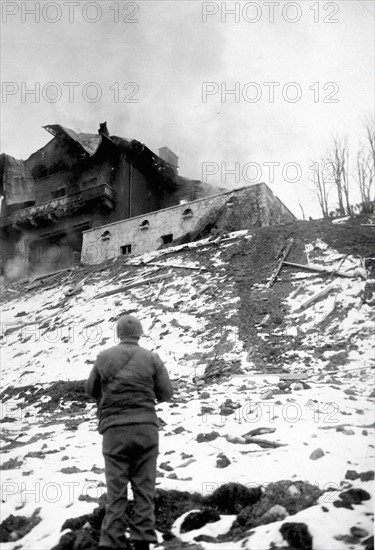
top-left (327, 137), bottom-right (351, 216)
top-left (355, 117), bottom-right (375, 213)
top-left (292, 183), bottom-right (306, 220)
top-left (365, 116), bottom-right (375, 168)
top-left (309, 159), bottom-right (330, 218)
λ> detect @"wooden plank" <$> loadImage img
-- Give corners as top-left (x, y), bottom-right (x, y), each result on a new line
top-left (318, 365), bottom-right (374, 376)
top-left (319, 293), bottom-right (339, 323)
top-left (297, 281), bottom-right (337, 311)
top-left (154, 280), bottom-right (165, 301)
top-left (259, 314), bottom-right (270, 326)
top-left (148, 262), bottom-right (205, 271)
top-left (94, 272), bottom-right (174, 300)
top-left (330, 255), bottom-right (347, 278)
top-left (290, 282), bottom-right (304, 299)
top-left (17, 266), bottom-right (74, 286)
top-left (267, 239), bottom-right (294, 288)
top-left (278, 373), bottom-right (311, 381)
top-left (283, 261), bottom-right (353, 278)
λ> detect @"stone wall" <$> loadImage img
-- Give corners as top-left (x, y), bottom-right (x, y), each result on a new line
top-left (220, 184), bottom-right (295, 231)
top-left (81, 183), bottom-right (296, 265)
top-left (81, 192), bottom-right (231, 264)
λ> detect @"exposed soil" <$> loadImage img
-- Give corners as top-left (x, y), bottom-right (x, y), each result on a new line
top-left (2, 217), bottom-right (374, 549)
top-left (222, 218), bottom-right (375, 371)
top-left (0, 380), bottom-right (87, 412)
top-left (0, 508), bottom-right (41, 542)
top-left (49, 480), bottom-right (322, 549)
top-left (227, 480), bottom-right (321, 540)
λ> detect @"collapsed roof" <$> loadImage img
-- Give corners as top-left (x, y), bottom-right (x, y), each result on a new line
top-left (43, 125), bottom-right (103, 156)
top-left (0, 124), bottom-right (180, 206)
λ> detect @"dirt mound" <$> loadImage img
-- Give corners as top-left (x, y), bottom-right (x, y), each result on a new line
top-left (50, 481), bottom-right (320, 549)
top-left (230, 480), bottom-right (321, 537)
top-left (0, 380), bottom-right (87, 412)
top-left (0, 509), bottom-right (41, 542)
top-left (51, 489), bottom-right (204, 549)
top-left (204, 482), bottom-right (262, 514)
top-left (223, 218), bottom-right (375, 371)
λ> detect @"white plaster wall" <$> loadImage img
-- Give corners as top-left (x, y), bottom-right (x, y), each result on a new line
top-left (81, 192), bottom-right (234, 265)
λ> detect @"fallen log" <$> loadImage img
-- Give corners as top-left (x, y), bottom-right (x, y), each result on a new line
top-left (282, 261), bottom-right (353, 278)
top-left (267, 239), bottom-right (294, 288)
top-left (94, 272), bottom-right (174, 299)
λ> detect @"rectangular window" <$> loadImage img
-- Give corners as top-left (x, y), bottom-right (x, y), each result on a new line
top-left (161, 234), bottom-right (173, 244)
top-left (121, 244), bottom-right (132, 255)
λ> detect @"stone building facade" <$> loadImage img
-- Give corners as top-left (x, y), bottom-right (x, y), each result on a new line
top-left (81, 183), bottom-right (296, 265)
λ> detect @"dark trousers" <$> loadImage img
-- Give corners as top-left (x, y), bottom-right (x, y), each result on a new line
top-left (99, 423), bottom-right (159, 548)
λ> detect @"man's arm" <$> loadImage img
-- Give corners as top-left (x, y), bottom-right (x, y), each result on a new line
top-left (85, 364), bottom-right (102, 400)
top-left (153, 354), bottom-right (174, 402)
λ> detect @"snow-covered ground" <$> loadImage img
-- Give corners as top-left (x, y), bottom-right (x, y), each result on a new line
top-left (0, 233), bottom-right (374, 549)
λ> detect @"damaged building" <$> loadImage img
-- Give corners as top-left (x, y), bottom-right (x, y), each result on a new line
top-left (0, 123), bottom-right (295, 278)
top-left (0, 123), bottom-right (223, 279)
top-left (82, 184), bottom-right (296, 264)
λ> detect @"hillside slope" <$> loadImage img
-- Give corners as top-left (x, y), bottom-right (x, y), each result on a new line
top-left (0, 218), bottom-right (374, 550)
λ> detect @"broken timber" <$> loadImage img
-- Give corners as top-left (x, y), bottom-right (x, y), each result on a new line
top-left (94, 272), bottom-right (174, 299)
top-left (18, 266), bottom-right (74, 286)
top-left (267, 239), bottom-right (294, 288)
top-left (297, 281), bottom-right (337, 311)
top-left (148, 262), bottom-right (205, 271)
top-left (154, 280), bottom-right (165, 301)
top-left (282, 261), bottom-right (353, 278)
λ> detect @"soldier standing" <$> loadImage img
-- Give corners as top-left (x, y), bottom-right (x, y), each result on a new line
top-left (85, 315), bottom-right (174, 550)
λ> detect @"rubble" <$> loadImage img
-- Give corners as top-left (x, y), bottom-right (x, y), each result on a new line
top-left (0, 217), bottom-right (373, 550)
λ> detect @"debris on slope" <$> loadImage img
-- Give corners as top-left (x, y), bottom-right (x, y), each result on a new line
top-left (0, 218), bottom-right (374, 550)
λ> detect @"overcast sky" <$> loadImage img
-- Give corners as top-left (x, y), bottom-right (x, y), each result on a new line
top-left (1, 0), bottom-right (374, 217)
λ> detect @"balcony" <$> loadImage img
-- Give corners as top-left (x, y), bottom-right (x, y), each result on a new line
top-left (0, 184), bottom-right (115, 229)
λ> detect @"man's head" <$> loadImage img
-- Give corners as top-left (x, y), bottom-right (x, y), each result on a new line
top-left (117, 315), bottom-right (144, 341)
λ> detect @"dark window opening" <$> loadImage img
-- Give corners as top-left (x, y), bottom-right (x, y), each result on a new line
top-left (161, 234), bottom-right (173, 244)
top-left (140, 220), bottom-right (150, 229)
top-left (182, 208), bottom-right (193, 217)
top-left (121, 244), bottom-right (132, 255)
top-left (101, 230), bottom-right (111, 241)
